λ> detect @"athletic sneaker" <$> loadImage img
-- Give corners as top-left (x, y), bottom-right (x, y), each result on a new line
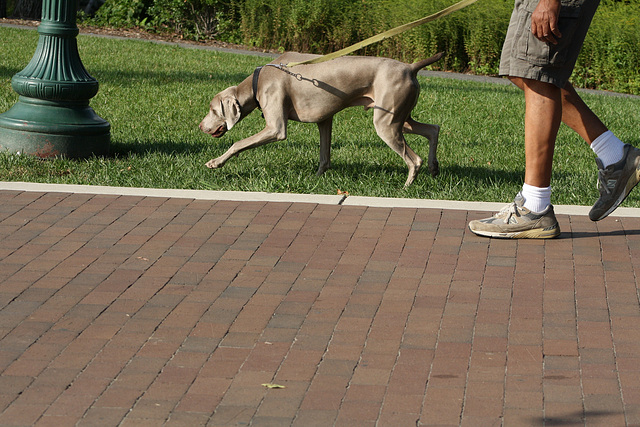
top-left (468, 193), bottom-right (560, 239)
top-left (589, 144), bottom-right (640, 221)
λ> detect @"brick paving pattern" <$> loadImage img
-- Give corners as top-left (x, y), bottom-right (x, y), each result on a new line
top-left (1, 188), bottom-right (640, 426)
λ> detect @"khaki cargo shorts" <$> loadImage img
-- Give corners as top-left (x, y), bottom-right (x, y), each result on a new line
top-left (499, 0), bottom-right (600, 88)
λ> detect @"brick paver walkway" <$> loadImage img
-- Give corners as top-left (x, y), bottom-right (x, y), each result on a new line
top-left (1, 184), bottom-right (640, 426)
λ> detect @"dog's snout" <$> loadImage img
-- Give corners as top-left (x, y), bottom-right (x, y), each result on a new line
top-left (199, 116), bottom-right (213, 133)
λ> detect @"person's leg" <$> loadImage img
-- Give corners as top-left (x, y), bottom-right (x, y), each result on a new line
top-left (558, 82), bottom-right (608, 143)
top-left (469, 0), bottom-right (635, 237)
top-left (510, 77), bottom-right (624, 164)
top-left (517, 77), bottom-right (562, 189)
top-left (504, 75), bottom-right (639, 223)
top-left (559, 83), bottom-right (626, 168)
top-left (501, 76), bottom-right (560, 214)
top-left (512, 78), bottom-right (606, 142)
top-left (512, 76), bottom-right (639, 223)
top-left (467, 77), bottom-right (562, 239)
top-left (508, 76), bottom-right (633, 218)
top-left (554, 82), bottom-right (639, 222)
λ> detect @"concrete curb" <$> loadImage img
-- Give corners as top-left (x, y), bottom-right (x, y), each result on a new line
top-left (4, 181), bottom-right (640, 218)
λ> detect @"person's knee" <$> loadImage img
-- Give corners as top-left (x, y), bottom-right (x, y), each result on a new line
top-left (507, 76), bottom-right (525, 90)
top-left (508, 76), bottom-right (560, 93)
top-left (520, 79), bottom-right (562, 100)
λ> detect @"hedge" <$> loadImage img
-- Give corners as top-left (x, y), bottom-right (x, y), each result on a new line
top-left (85, 0), bottom-right (640, 94)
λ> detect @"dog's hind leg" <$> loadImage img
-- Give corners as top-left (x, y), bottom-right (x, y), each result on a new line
top-left (373, 109), bottom-right (423, 187)
top-left (317, 117), bottom-right (333, 176)
top-left (403, 118), bottom-right (440, 177)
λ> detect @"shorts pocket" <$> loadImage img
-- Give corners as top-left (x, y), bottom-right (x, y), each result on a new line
top-left (513, 7), bottom-right (581, 67)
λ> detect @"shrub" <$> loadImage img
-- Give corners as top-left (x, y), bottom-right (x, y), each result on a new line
top-left (148, 0), bottom-right (242, 41)
top-left (573, 2), bottom-right (640, 94)
top-left (89, 0), bottom-right (153, 27)
top-left (86, 0), bottom-right (242, 42)
top-left (237, 0), bottom-right (511, 72)
top-left (83, 0), bottom-right (640, 94)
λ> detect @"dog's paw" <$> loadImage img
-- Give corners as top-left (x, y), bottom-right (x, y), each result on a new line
top-left (205, 159), bottom-right (222, 169)
top-left (428, 160), bottom-right (440, 177)
top-left (316, 163), bottom-right (331, 176)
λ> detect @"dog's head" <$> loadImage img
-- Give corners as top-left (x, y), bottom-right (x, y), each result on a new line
top-left (199, 87), bottom-right (242, 138)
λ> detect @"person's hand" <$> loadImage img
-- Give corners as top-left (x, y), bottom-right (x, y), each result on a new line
top-left (531, 0), bottom-right (562, 44)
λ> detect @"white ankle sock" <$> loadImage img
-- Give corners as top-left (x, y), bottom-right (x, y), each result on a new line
top-left (591, 130), bottom-right (625, 168)
top-left (521, 183), bottom-right (551, 213)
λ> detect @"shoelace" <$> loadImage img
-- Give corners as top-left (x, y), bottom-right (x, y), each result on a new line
top-left (596, 168), bottom-right (615, 195)
top-left (495, 202), bottom-right (523, 224)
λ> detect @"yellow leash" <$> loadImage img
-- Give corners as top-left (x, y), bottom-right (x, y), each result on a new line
top-left (285, 0), bottom-right (480, 67)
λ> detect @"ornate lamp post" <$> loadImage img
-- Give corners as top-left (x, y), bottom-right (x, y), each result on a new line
top-left (0, 0), bottom-right (110, 157)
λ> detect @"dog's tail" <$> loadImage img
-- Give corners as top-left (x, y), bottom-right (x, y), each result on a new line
top-left (410, 52), bottom-right (445, 73)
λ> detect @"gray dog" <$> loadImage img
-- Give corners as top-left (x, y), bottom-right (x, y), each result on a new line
top-left (200, 52), bottom-right (443, 186)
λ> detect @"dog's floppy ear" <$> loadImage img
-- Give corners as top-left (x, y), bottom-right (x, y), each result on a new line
top-left (222, 97), bottom-right (242, 130)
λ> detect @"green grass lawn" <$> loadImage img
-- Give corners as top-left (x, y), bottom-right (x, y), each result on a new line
top-left (1, 26), bottom-right (639, 207)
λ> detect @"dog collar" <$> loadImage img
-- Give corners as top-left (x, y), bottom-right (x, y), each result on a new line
top-left (252, 64), bottom-right (291, 112)
top-left (252, 66), bottom-right (262, 110)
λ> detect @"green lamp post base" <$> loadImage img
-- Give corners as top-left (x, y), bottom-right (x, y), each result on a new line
top-left (0, 0), bottom-right (110, 158)
top-left (0, 98), bottom-right (110, 158)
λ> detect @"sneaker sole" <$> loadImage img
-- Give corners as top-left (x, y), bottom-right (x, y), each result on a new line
top-left (591, 166), bottom-right (640, 221)
top-left (469, 224), bottom-right (560, 239)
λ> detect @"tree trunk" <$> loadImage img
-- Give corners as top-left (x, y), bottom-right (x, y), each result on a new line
top-left (0, 0), bottom-right (6, 18)
top-left (11, 0), bottom-right (42, 20)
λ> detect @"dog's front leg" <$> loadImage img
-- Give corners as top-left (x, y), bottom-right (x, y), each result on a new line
top-left (317, 117), bottom-right (333, 176)
top-left (206, 119), bottom-right (287, 169)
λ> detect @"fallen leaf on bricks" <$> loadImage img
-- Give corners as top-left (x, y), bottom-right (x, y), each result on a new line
top-left (262, 383), bottom-right (285, 389)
